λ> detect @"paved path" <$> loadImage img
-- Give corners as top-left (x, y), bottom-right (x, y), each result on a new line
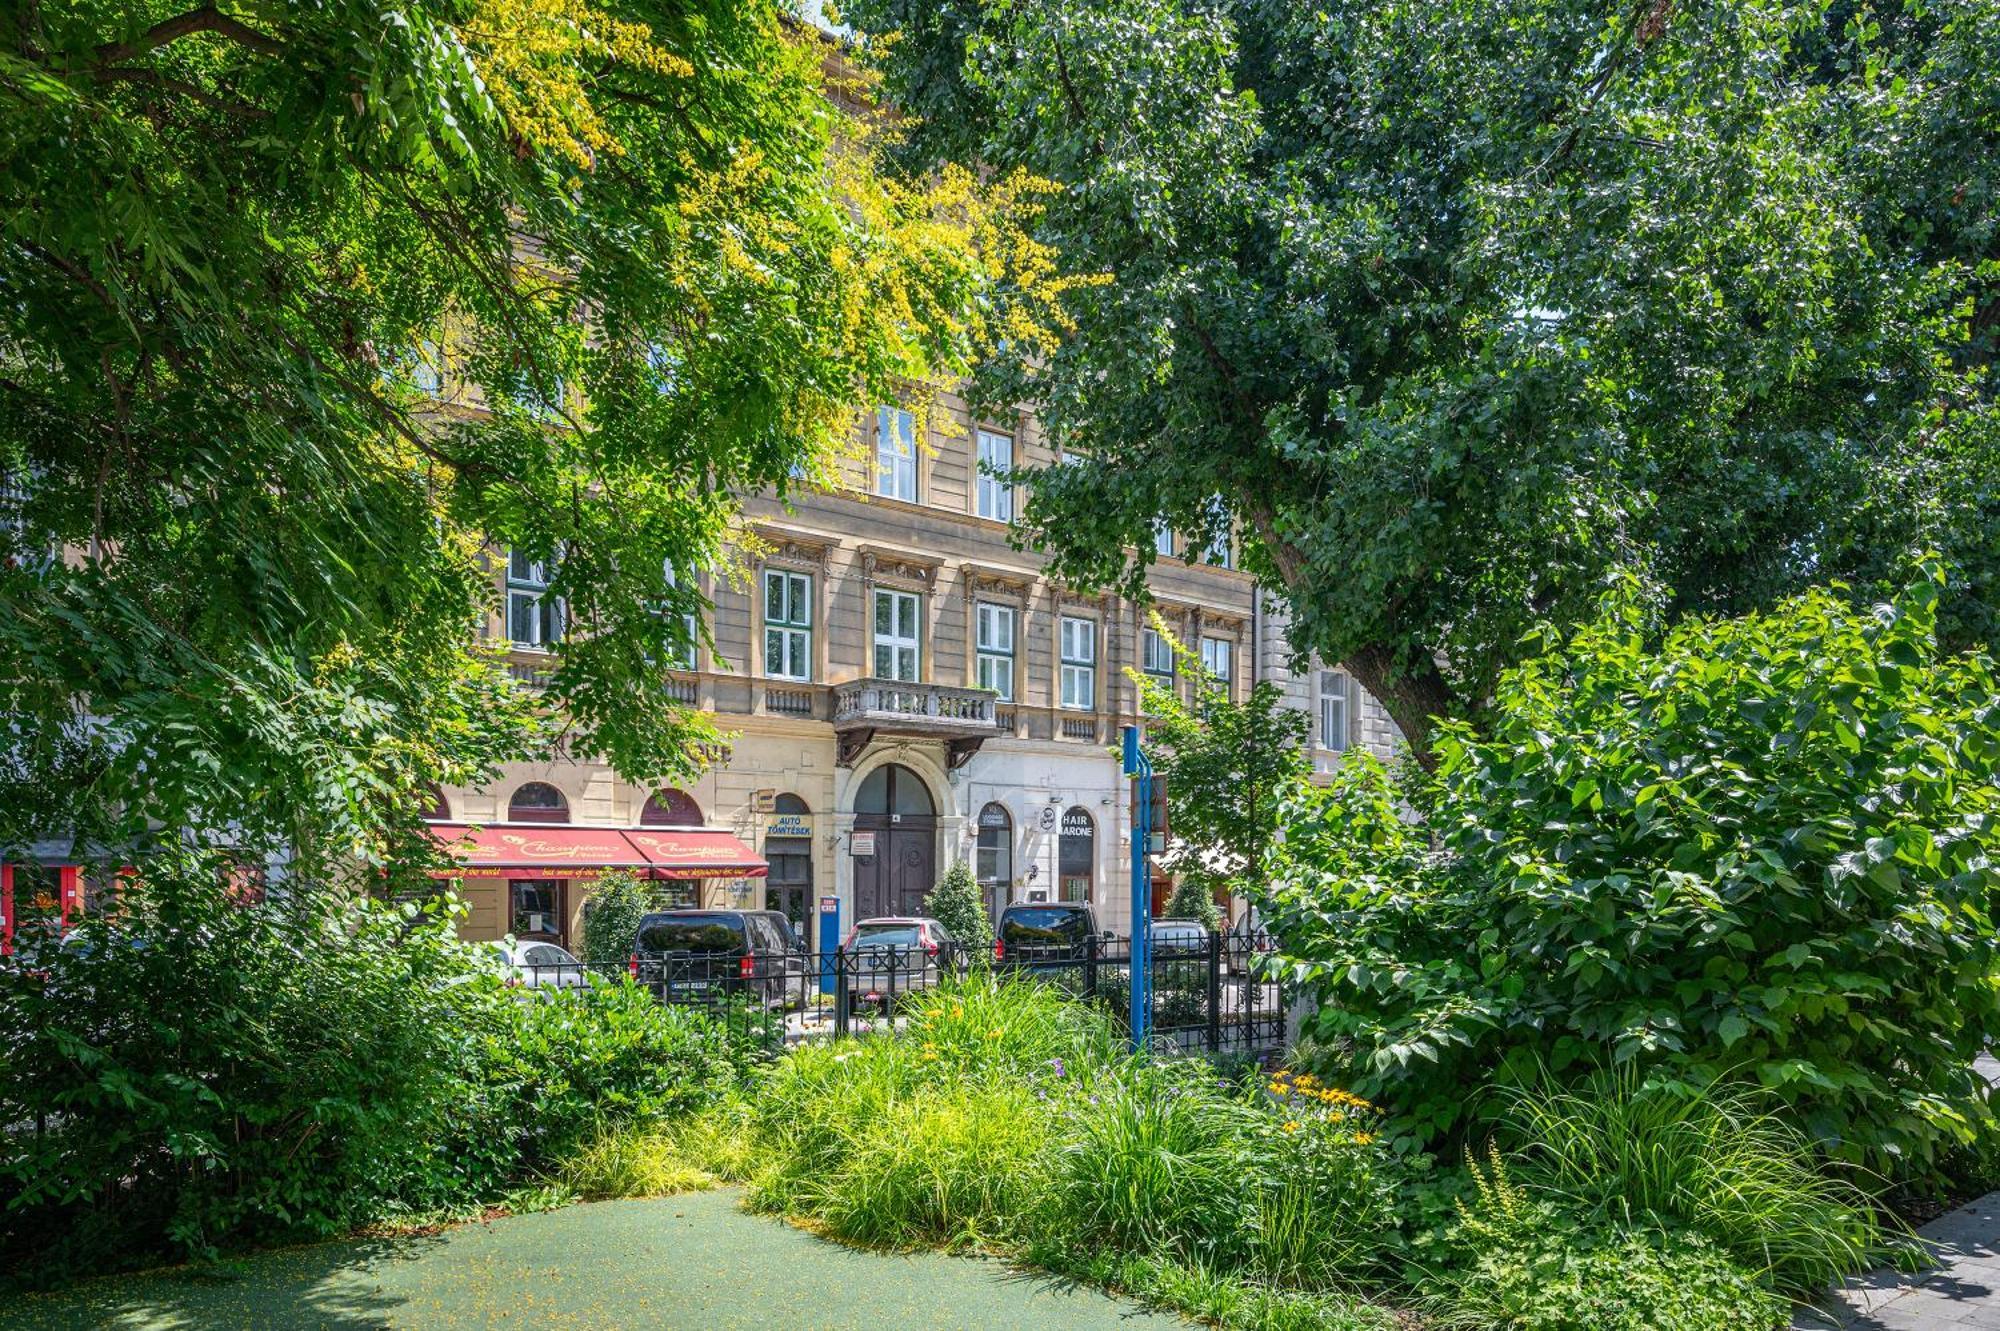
top-left (1795, 1192), bottom-right (2000, 1330)
top-left (1, 1189), bottom-right (1195, 1331)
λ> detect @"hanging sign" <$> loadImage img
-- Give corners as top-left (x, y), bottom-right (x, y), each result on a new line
top-left (850, 831), bottom-right (877, 857)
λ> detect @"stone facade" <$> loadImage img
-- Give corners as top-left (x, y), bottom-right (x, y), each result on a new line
top-left (439, 389), bottom-right (1403, 948)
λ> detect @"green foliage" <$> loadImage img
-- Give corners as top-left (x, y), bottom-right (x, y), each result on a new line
top-left (0, 0), bottom-right (1050, 875)
top-left (578, 870), bottom-right (667, 967)
top-left (1436, 1152), bottom-right (1785, 1331)
top-left (1501, 1071), bottom-right (1882, 1294)
top-left (1163, 878), bottom-right (1222, 930)
top-left (556, 1124), bottom-right (721, 1201)
top-left (1130, 624), bottom-right (1312, 911)
top-left (924, 858), bottom-right (994, 954)
top-left (0, 861), bottom-right (745, 1281)
top-left (482, 978), bottom-right (751, 1170)
top-left (847, 0), bottom-right (1999, 757)
top-left (1264, 571), bottom-right (2000, 1168)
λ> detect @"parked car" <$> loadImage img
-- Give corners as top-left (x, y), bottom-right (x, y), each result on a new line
top-left (1225, 909), bottom-right (1277, 975)
top-left (994, 902), bottom-right (1112, 970)
top-left (1147, 918), bottom-right (1211, 959)
top-left (629, 909), bottom-right (804, 1008)
top-left (840, 916), bottom-right (955, 1012)
top-left (490, 939), bottom-right (588, 989)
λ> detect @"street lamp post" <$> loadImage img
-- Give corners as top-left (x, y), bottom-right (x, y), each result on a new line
top-left (1121, 724), bottom-right (1152, 1053)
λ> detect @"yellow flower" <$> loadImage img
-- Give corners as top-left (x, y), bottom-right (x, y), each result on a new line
top-left (987, 1028), bottom-right (1004, 1039)
top-left (1283, 1121), bottom-right (1300, 1133)
top-left (1354, 1132), bottom-right (1376, 1145)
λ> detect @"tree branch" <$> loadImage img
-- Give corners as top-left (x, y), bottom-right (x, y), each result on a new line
top-left (94, 5), bottom-right (283, 65)
top-left (94, 65), bottom-right (270, 118)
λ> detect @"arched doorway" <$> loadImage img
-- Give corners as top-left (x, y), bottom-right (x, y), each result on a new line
top-left (1059, 807), bottom-right (1095, 902)
top-left (975, 802), bottom-right (1013, 923)
top-left (852, 763), bottom-right (937, 920)
top-left (765, 793), bottom-right (813, 934)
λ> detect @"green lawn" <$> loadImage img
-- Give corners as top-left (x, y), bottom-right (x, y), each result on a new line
top-left (1, 1189), bottom-right (1195, 1331)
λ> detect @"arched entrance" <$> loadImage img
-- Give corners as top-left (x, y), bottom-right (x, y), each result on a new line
top-left (765, 793), bottom-right (813, 934)
top-left (852, 763), bottom-right (937, 920)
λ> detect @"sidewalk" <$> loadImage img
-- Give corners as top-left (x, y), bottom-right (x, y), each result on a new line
top-left (1795, 1193), bottom-right (2000, 1330)
top-left (1795, 1055), bottom-right (2000, 1330)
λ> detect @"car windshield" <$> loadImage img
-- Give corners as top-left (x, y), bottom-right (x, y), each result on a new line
top-left (854, 925), bottom-right (921, 947)
top-left (1152, 924), bottom-right (1204, 945)
top-left (636, 917), bottom-right (743, 954)
top-left (1001, 908), bottom-right (1089, 944)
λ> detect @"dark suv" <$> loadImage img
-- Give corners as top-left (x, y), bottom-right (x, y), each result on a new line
top-left (994, 902), bottom-right (1111, 969)
top-left (630, 909), bottom-right (803, 1007)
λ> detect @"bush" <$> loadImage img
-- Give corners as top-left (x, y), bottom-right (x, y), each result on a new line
top-left (1164, 877), bottom-right (1222, 929)
top-left (0, 863), bottom-right (749, 1283)
top-left (1265, 571), bottom-right (2000, 1167)
top-left (578, 869), bottom-right (666, 966)
top-left (924, 858), bottom-right (993, 955)
top-left (0, 877), bottom-right (510, 1276)
top-left (1501, 1070), bottom-right (1881, 1293)
top-left (483, 977), bottom-right (751, 1170)
top-left (1435, 1151), bottom-right (1785, 1331)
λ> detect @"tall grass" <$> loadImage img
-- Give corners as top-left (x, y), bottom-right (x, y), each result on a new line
top-left (1500, 1067), bottom-right (1882, 1292)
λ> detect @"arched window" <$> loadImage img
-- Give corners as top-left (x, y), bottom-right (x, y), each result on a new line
top-left (854, 763), bottom-right (935, 817)
top-left (1059, 807), bottom-right (1095, 902)
top-left (640, 788), bottom-right (704, 827)
top-left (976, 803), bottom-right (1012, 887)
top-left (421, 783), bottom-right (451, 821)
top-left (773, 792), bottom-right (810, 816)
top-left (508, 781), bottom-right (570, 824)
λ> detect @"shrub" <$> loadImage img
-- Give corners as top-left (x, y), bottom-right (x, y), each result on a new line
top-left (1251, 1071), bottom-right (1401, 1285)
top-left (484, 978), bottom-right (751, 1170)
top-left (0, 876), bottom-right (511, 1276)
top-left (1501, 1070), bottom-right (1881, 1293)
top-left (925, 858), bottom-right (993, 955)
top-left (578, 869), bottom-right (666, 966)
top-left (558, 1125), bottom-right (717, 1200)
top-left (1434, 1151), bottom-right (1784, 1331)
top-left (1164, 876), bottom-right (1222, 930)
top-left (1265, 571), bottom-right (2000, 1167)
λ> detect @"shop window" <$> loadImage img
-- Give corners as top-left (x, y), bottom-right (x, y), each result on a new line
top-left (508, 781), bottom-right (570, 824)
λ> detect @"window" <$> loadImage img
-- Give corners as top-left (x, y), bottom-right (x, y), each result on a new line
top-left (873, 588), bottom-right (920, 681)
top-left (640, 788), bottom-right (703, 827)
top-left (510, 880), bottom-right (565, 941)
top-left (875, 406), bottom-right (918, 501)
top-left (645, 341), bottom-right (679, 395)
top-left (1059, 616), bottom-right (1096, 710)
top-left (660, 561), bottom-right (698, 669)
top-left (506, 551), bottom-right (564, 649)
top-left (1153, 521), bottom-right (1175, 558)
top-left (1059, 807), bottom-right (1095, 902)
top-left (1320, 670), bottom-right (1355, 752)
top-left (1141, 627), bottom-right (1175, 680)
top-left (510, 372), bottom-right (565, 423)
top-left (1200, 636), bottom-right (1233, 685)
top-left (383, 339), bottom-right (443, 395)
top-left (975, 602), bottom-right (1015, 701)
top-left (508, 782), bottom-right (570, 824)
top-left (976, 430), bottom-right (1014, 522)
top-left (976, 803), bottom-right (1013, 888)
top-left (762, 569), bottom-right (812, 681)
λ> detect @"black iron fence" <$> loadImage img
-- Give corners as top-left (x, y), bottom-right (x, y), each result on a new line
top-left (516, 930), bottom-right (1284, 1058)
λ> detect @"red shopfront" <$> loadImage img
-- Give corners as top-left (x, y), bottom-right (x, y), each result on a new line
top-left (428, 823), bottom-right (768, 947)
top-left (0, 863), bottom-right (82, 957)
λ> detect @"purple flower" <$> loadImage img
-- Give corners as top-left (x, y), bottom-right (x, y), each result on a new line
top-left (1049, 1057), bottom-right (1067, 1078)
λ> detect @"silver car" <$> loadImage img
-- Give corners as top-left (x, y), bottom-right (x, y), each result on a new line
top-left (491, 939), bottom-right (588, 989)
top-left (840, 916), bottom-right (955, 1012)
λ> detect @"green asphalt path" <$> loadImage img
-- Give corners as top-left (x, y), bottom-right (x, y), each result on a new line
top-left (1, 1189), bottom-right (1195, 1330)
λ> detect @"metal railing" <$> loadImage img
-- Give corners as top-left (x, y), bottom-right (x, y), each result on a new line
top-left (516, 930), bottom-right (1284, 1059)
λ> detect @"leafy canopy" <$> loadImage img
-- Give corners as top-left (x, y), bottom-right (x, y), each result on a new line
top-left (0, 0), bottom-right (1059, 872)
top-left (1263, 567), bottom-right (2000, 1169)
top-left (846, 0), bottom-right (2000, 758)
top-left (1130, 622), bottom-right (1311, 920)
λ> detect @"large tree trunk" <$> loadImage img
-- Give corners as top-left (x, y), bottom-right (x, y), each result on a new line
top-left (1342, 641), bottom-right (1458, 771)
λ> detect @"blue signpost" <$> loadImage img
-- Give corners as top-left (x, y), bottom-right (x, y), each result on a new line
top-left (817, 894), bottom-right (841, 996)
top-left (1122, 725), bottom-right (1152, 1052)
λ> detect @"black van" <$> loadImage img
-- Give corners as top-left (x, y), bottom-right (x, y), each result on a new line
top-left (994, 902), bottom-right (1111, 969)
top-left (630, 909), bottom-right (803, 1008)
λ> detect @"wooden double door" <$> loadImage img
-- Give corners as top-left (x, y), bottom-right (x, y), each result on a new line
top-left (853, 819), bottom-right (937, 920)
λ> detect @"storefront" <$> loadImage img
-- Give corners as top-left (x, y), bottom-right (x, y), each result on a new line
top-left (428, 822), bottom-right (768, 947)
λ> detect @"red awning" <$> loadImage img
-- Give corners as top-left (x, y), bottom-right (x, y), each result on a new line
top-left (429, 824), bottom-right (767, 879)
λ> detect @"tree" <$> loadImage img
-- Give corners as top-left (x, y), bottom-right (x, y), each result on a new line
top-left (924, 859), bottom-right (993, 956)
top-left (844, 0), bottom-right (1999, 762)
top-left (0, 1), bottom-right (1062, 874)
top-left (1130, 623), bottom-right (1311, 920)
top-left (578, 870), bottom-right (665, 967)
top-left (1262, 568), bottom-right (2000, 1169)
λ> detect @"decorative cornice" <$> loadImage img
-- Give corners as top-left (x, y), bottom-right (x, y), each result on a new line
top-left (859, 548), bottom-right (938, 591)
top-left (961, 561), bottom-right (1035, 599)
top-left (751, 525), bottom-right (834, 570)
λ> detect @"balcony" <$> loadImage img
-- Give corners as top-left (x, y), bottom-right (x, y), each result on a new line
top-left (833, 679), bottom-right (1002, 768)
